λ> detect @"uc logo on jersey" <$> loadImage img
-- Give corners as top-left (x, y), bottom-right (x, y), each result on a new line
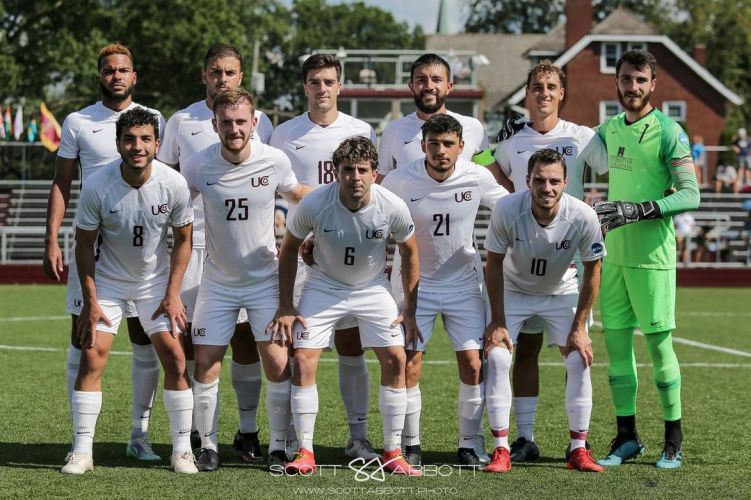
top-left (151, 204), bottom-right (169, 215)
top-left (365, 229), bottom-right (385, 239)
top-left (251, 176), bottom-right (270, 187)
top-left (454, 191), bottom-right (472, 202)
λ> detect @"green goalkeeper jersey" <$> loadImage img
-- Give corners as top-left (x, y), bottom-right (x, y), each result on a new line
top-left (597, 109), bottom-right (697, 269)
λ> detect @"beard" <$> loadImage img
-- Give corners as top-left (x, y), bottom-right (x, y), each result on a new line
top-left (414, 91), bottom-right (446, 115)
top-left (617, 86), bottom-right (651, 114)
top-left (100, 81), bottom-right (135, 103)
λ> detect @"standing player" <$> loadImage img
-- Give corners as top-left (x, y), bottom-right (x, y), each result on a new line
top-left (492, 60), bottom-right (608, 462)
top-left (268, 137), bottom-right (421, 476)
top-left (42, 43), bottom-right (166, 462)
top-left (62, 107), bottom-right (195, 475)
top-left (483, 149), bottom-right (605, 474)
top-left (158, 43), bottom-right (273, 462)
top-left (269, 53), bottom-right (379, 461)
top-left (594, 49), bottom-right (699, 469)
top-left (182, 89), bottom-right (309, 472)
top-left (381, 114), bottom-right (507, 466)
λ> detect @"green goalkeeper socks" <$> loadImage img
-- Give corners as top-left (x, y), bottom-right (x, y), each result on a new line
top-left (644, 330), bottom-right (682, 421)
top-left (604, 329), bottom-right (638, 416)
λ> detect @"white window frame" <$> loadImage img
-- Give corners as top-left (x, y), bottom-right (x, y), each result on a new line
top-left (627, 42), bottom-right (646, 51)
top-left (600, 42), bottom-right (620, 74)
top-left (599, 100), bottom-right (622, 123)
top-left (662, 101), bottom-right (687, 122)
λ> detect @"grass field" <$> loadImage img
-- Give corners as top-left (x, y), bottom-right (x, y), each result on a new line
top-left (0, 284), bottom-right (749, 498)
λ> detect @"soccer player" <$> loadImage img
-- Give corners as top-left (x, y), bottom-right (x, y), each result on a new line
top-left (378, 53), bottom-right (505, 186)
top-left (158, 43), bottom-right (273, 462)
top-left (268, 136), bottom-right (421, 476)
top-left (42, 43), bottom-right (166, 462)
top-left (269, 53), bottom-right (379, 461)
top-left (594, 49), bottom-right (699, 469)
top-left (62, 107), bottom-right (195, 475)
top-left (493, 60), bottom-right (608, 462)
top-left (182, 89), bottom-right (309, 472)
top-left (483, 148), bottom-right (605, 474)
top-left (381, 114), bottom-right (507, 466)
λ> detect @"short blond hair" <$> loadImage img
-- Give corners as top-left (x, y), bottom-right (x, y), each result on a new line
top-left (526, 59), bottom-right (566, 89)
top-left (212, 88), bottom-right (255, 114)
top-left (98, 43), bottom-right (133, 70)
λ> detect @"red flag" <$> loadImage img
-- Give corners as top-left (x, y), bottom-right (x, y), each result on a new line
top-left (39, 103), bottom-right (61, 152)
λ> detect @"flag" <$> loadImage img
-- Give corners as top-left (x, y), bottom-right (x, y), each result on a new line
top-left (3, 105), bottom-right (11, 138)
top-left (13, 105), bottom-right (23, 140)
top-left (39, 102), bottom-right (62, 152)
top-left (27, 118), bottom-right (38, 142)
top-left (0, 115), bottom-right (4, 139)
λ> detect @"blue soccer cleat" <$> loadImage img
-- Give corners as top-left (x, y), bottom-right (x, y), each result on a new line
top-left (597, 435), bottom-right (645, 466)
top-left (656, 443), bottom-right (683, 469)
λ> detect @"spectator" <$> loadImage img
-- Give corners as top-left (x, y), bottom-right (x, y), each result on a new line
top-left (691, 135), bottom-right (705, 186)
top-left (673, 212), bottom-right (696, 263)
top-left (714, 164), bottom-right (738, 193)
top-left (732, 128), bottom-right (750, 191)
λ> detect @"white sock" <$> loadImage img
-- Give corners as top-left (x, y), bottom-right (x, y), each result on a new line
top-left (71, 390), bottom-right (102, 456)
top-left (232, 361), bottom-right (262, 434)
top-left (379, 386), bottom-right (407, 452)
top-left (458, 382), bottom-right (484, 449)
top-left (402, 385), bottom-right (421, 446)
top-left (130, 343), bottom-right (159, 439)
top-left (192, 379), bottom-right (220, 451)
top-left (564, 352), bottom-right (592, 451)
top-left (338, 354), bottom-right (369, 442)
top-left (66, 346), bottom-right (81, 446)
top-left (513, 396), bottom-right (539, 442)
top-left (163, 389), bottom-right (193, 454)
top-left (287, 357), bottom-right (297, 442)
top-left (266, 379), bottom-right (292, 452)
top-left (486, 348), bottom-right (512, 450)
top-left (291, 385), bottom-right (318, 452)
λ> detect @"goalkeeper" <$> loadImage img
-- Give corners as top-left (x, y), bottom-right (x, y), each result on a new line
top-left (593, 49), bottom-right (699, 470)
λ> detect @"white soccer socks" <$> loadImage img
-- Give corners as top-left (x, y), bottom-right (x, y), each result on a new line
top-left (513, 396), bottom-right (539, 442)
top-left (266, 379), bottom-right (292, 452)
top-left (192, 379), bottom-right (220, 451)
top-left (458, 382), bottom-right (484, 449)
top-left (402, 385), bottom-right (421, 446)
top-left (291, 385), bottom-right (318, 451)
top-left (486, 348), bottom-right (512, 450)
top-left (231, 361), bottom-right (262, 434)
top-left (338, 354), bottom-right (370, 442)
top-left (379, 386), bottom-right (407, 452)
top-left (71, 390), bottom-right (102, 456)
top-left (564, 352), bottom-right (593, 450)
top-left (163, 389), bottom-right (193, 454)
top-left (130, 343), bottom-right (159, 440)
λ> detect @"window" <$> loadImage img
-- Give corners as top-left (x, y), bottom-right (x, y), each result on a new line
top-left (601, 43), bottom-right (620, 73)
top-left (627, 42), bottom-right (646, 51)
top-left (599, 101), bottom-right (622, 122)
top-left (662, 101), bottom-right (686, 122)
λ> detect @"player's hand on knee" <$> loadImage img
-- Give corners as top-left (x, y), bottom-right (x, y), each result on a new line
top-left (43, 242), bottom-right (64, 281)
top-left (266, 307), bottom-right (306, 347)
top-left (300, 237), bottom-right (316, 266)
top-left (152, 294), bottom-right (187, 339)
top-left (393, 313), bottom-right (422, 350)
top-left (593, 200), bottom-right (661, 231)
top-left (564, 329), bottom-right (593, 366)
top-left (483, 322), bottom-right (512, 358)
top-left (78, 303), bottom-right (111, 348)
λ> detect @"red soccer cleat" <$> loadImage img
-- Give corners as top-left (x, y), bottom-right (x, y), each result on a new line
top-left (285, 448), bottom-right (317, 474)
top-left (381, 449), bottom-right (422, 476)
top-left (484, 447), bottom-right (512, 473)
top-left (567, 447), bottom-right (604, 472)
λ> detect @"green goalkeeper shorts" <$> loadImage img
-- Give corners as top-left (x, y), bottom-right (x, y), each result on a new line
top-left (600, 262), bottom-right (676, 334)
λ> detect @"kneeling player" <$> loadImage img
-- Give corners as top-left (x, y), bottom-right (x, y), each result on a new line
top-left (482, 149), bottom-right (605, 473)
top-left (62, 108), bottom-right (196, 475)
top-left (268, 137), bottom-right (422, 476)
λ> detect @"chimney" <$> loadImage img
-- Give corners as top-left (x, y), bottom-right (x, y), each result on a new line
top-left (565, 0), bottom-right (593, 49)
top-left (693, 43), bottom-right (707, 66)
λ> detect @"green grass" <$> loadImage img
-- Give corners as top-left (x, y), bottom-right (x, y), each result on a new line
top-left (0, 285), bottom-right (749, 498)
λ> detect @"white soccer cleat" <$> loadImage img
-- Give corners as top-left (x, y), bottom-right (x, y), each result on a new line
top-left (474, 434), bottom-right (491, 464)
top-left (61, 452), bottom-right (93, 475)
top-left (171, 451), bottom-right (198, 474)
top-left (345, 439), bottom-right (380, 460)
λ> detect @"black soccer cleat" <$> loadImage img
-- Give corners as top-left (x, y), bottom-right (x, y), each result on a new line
top-left (233, 430), bottom-right (263, 463)
top-left (196, 448), bottom-right (220, 472)
top-left (267, 449), bottom-right (289, 473)
top-left (509, 437), bottom-right (540, 462)
top-left (457, 447), bottom-right (482, 467)
top-left (190, 430), bottom-right (201, 451)
top-left (404, 444), bottom-right (422, 466)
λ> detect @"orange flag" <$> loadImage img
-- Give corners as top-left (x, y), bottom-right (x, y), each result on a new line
top-left (39, 102), bottom-right (61, 152)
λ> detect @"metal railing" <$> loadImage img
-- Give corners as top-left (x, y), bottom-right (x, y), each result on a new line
top-left (0, 226), bottom-right (73, 264)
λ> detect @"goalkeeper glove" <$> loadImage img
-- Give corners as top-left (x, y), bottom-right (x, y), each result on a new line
top-left (496, 116), bottom-right (529, 142)
top-left (593, 200), bottom-right (662, 231)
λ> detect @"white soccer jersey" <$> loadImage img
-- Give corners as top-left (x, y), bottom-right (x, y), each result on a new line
top-left (484, 191), bottom-right (605, 295)
top-left (270, 111), bottom-right (375, 219)
top-left (183, 142), bottom-right (298, 288)
top-left (378, 110), bottom-right (489, 175)
top-left (158, 100), bottom-right (273, 248)
top-left (58, 101), bottom-right (165, 183)
top-left (494, 119), bottom-right (608, 200)
top-left (381, 158), bottom-right (507, 291)
top-left (75, 160), bottom-right (193, 283)
top-left (288, 183), bottom-right (414, 289)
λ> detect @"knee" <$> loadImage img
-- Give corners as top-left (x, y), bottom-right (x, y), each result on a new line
top-left (334, 328), bottom-right (364, 356)
top-left (458, 355), bottom-right (483, 384)
top-left (405, 353), bottom-right (422, 383)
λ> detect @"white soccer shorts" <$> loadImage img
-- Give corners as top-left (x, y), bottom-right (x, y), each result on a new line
top-left (294, 258), bottom-right (357, 330)
top-left (90, 275), bottom-right (173, 336)
top-left (293, 280), bottom-right (404, 350)
top-left (413, 287), bottom-right (485, 352)
top-left (504, 290), bottom-right (580, 347)
top-left (191, 276), bottom-right (278, 346)
top-left (180, 247), bottom-right (205, 323)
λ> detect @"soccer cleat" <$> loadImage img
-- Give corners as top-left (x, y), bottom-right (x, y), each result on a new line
top-left (567, 447), bottom-right (604, 472)
top-left (61, 452), bottom-right (93, 475)
top-left (190, 430), bottom-right (201, 450)
top-left (285, 448), bottom-right (317, 475)
top-left (474, 434), bottom-right (490, 464)
top-left (457, 447), bottom-right (482, 467)
top-left (267, 449), bottom-right (289, 472)
top-left (286, 437), bottom-right (299, 462)
top-left (597, 435), bottom-right (645, 467)
top-left (509, 437), bottom-right (540, 462)
top-left (196, 448), bottom-right (220, 472)
top-left (64, 451), bottom-right (73, 463)
top-left (233, 430), bottom-right (263, 463)
top-left (565, 440), bottom-right (592, 460)
top-left (345, 439), bottom-right (380, 461)
top-left (655, 442), bottom-right (683, 469)
top-left (381, 449), bottom-right (422, 476)
top-left (403, 444), bottom-right (422, 466)
top-left (484, 447), bottom-right (512, 473)
top-left (126, 436), bottom-right (161, 461)
top-left (171, 451), bottom-right (198, 474)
